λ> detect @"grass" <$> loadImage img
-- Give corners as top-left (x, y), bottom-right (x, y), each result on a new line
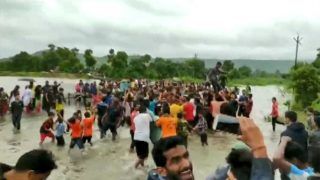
top-left (0, 71), bottom-right (289, 86)
top-left (228, 76), bottom-right (288, 86)
top-left (0, 71), bottom-right (88, 79)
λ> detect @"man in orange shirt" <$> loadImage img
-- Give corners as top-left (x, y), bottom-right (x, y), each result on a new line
top-left (67, 115), bottom-right (84, 152)
top-left (82, 110), bottom-right (96, 146)
top-left (156, 104), bottom-right (177, 138)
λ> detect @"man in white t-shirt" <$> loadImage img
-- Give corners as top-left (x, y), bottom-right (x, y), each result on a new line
top-left (134, 105), bottom-right (152, 168)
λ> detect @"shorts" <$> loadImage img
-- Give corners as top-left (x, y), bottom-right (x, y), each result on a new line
top-left (103, 124), bottom-right (117, 134)
top-left (187, 120), bottom-right (197, 128)
top-left (56, 136), bottom-right (65, 146)
top-left (40, 132), bottom-right (54, 141)
top-left (135, 140), bottom-right (149, 159)
top-left (82, 136), bottom-right (92, 144)
top-left (200, 133), bottom-right (207, 143)
top-left (70, 138), bottom-right (84, 149)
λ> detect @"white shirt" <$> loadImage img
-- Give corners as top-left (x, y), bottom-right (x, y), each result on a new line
top-left (134, 113), bottom-right (152, 142)
top-left (22, 88), bottom-right (32, 106)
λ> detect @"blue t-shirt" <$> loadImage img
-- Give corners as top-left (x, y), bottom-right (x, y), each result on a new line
top-left (104, 96), bottom-right (113, 106)
top-left (288, 164), bottom-right (314, 179)
top-left (149, 100), bottom-right (157, 114)
top-left (56, 123), bottom-right (65, 137)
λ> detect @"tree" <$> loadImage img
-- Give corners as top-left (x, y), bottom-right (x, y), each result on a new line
top-left (107, 48), bottom-right (115, 64)
top-left (107, 51), bottom-right (128, 77)
top-left (183, 58), bottom-right (206, 79)
top-left (42, 50), bottom-right (62, 71)
top-left (222, 60), bottom-right (234, 72)
top-left (98, 64), bottom-right (110, 76)
top-left (10, 51), bottom-right (33, 71)
top-left (312, 48), bottom-right (320, 68)
top-left (84, 49), bottom-right (96, 69)
top-left (71, 48), bottom-right (79, 56)
top-left (228, 69), bottom-right (241, 79)
top-left (252, 69), bottom-right (269, 77)
top-left (127, 54), bottom-right (152, 78)
top-left (290, 64), bottom-right (320, 107)
top-left (48, 44), bottom-right (55, 51)
top-left (238, 66), bottom-right (252, 77)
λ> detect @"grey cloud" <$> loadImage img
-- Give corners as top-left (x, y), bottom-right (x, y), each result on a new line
top-left (0, 0), bottom-right (319, 60)
top-left (121, 0), bottom-right (184, 17)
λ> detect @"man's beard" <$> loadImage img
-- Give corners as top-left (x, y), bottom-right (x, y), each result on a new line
top-left (166, 163), bottom-right (194, 180)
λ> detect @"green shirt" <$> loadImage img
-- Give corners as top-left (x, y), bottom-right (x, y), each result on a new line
top-left (177, 119), bottom-right (189, 137)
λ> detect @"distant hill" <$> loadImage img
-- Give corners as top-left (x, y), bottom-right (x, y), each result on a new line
top-left (0, 50), bottom-right (303, 73)
top-left (170, 58), bottom-right (296, 73)
top-left (204, 59), bottom-right (294, 73)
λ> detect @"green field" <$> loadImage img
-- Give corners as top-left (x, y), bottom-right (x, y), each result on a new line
top-left (228, 77), bottom-right (288, 86)
top-left (0, 71), bottom-right (289, 87)
top-left (0, 71), bottom-right (87, 79)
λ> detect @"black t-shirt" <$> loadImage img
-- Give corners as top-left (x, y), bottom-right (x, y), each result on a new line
top-left (10, 101), bottom-right (24, 115)
top-left (52, 84), bottom-right (60, 95)
top-left (0, 163), bottom-right (13, 180)
top-left (56, 92), bottom-right (65, 104)
top-left (154, 102), bottom-right (162, 116)
top-left (103, 107), bottom-right (121, 126)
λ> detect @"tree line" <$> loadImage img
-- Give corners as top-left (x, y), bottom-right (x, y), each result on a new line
top-left (0, 44), bottom-right (277, 80)
top-left (290, 48), bottom-right (320, 108)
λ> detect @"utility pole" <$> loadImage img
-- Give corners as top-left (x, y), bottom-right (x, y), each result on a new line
top-left (293, 33), bottom-right (302, 68)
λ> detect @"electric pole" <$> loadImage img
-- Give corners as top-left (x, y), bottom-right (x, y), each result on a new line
top-left (293, 33), bottom-right (302, 68)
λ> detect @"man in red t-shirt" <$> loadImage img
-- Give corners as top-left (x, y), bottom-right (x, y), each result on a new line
top-left (183, 97), bottom-right (195, 127)
top-left (39, 112), bottom-right (55, 145)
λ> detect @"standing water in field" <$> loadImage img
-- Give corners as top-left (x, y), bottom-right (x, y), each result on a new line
top-left (0, 77), bottom-right (290, 180)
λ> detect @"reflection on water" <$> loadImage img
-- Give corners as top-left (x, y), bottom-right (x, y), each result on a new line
top-left (0, 77), bottom-right (290, 180)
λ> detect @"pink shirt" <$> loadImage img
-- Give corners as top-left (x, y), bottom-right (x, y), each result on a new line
top-left (130, 110), bottom-right (139, 131)
top-left (211, 100), bottom-right (225, 117)
top-left (271, 102), bottom-right (279, 118)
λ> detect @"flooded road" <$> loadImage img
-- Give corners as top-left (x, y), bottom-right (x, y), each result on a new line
top-left (0, 77), bottom-right (290, 180)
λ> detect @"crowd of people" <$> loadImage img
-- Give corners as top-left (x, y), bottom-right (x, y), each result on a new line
top-left (0, 62), bottom-right (319, 180)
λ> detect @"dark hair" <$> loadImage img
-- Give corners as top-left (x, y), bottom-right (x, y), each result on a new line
top-left (226, 149), bottom-right (253, 180)
top-left (285, 111), bottom-right (297, 122)
top-left (215, 93), bottom-right (224, 102)
top-left (272, 97), bottom-right (276, 101)
top-left (307, 107), bottom-right (314, 113)
top-left (15, 149), bottom-right (57, 173)
top-left (216, 62), bottom-right (222, 66)
top-left (194, 97), bottom-right (201, 104)
top-left (48, 112), bottom-right (55, 117)
top-left (152, 136), bottom-right (185, 167)
top-left (220, 102), bottom-right (236, 117)
top-left (284, 141), bottom-right (308, 163)
top-left (57, 117), bottom-right (63, 123)
top-left (139, 105), bottom-right (147, 113)
top-left (177, 112), bottom-right (183, 119)
top-left (248, 94), bottom-right (252, 98)
top-left (314, 116), bottom-right (320, 128)
top-left (84, 111), bottom-right (91, 118)
top-left (309, 146), bottom-right (320, 173)
top-left (162, 103), bottom-right (170, 114)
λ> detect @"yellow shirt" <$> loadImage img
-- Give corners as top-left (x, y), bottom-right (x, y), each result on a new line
top-left (170, 104), bottom-right (182, 118)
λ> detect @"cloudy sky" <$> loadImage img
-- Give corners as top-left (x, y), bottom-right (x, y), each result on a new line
top-left (1, 0), bottom-right (320, 60)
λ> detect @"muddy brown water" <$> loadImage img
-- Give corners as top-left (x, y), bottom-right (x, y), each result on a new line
top-left (0, 77), bottom-right (289, 180)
